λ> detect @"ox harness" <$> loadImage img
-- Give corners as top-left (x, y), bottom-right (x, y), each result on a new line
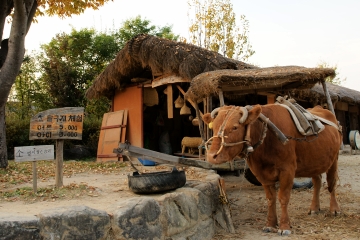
top-left (205, 99), bottom-right (342, 160)
top-left (205, 106), bottom-right (268, 159)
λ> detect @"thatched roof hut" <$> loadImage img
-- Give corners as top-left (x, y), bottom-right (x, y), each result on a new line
top-left (288, 82), bottom-right (360, 105)
top-left (86, 34), bottom-right (257, 100)
top-left (184, 66), bottom-right (336, 101)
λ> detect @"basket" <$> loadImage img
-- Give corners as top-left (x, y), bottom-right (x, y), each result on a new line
top-left (180, 102), bottom-right (191, 115)
top-left (192, 117), bottom-right (199, 126)
top-left (174, 95), bottom-right (184, 108)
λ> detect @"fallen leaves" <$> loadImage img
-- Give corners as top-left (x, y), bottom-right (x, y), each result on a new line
top-left (0, 160), bottom-right (129, 203)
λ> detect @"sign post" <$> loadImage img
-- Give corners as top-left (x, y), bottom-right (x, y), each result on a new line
top-left (29, 107), bottom-right (84, 188)
top-left (14, 145), bottom-right (55, 193)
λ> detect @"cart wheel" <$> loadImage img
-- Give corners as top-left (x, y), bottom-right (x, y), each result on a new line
top-left (244, 167), bottom-right (313, 189)
top-left (292, 177), bottom-right (313, 189)
top-left (128, 168), bottom-right (186, 194)
top-left (244, 168), bottom-right (262, 186)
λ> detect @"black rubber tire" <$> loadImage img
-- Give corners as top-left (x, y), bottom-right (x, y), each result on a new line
top-left (128, 168), bottom-right (186, 194)
top-left (292, 177), bottom-right (313, 189)
top-left (244, 167), bottom-right (313, 189)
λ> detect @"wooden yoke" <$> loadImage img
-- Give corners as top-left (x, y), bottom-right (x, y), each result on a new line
top-left (246, 105), bottom-right (289, 145)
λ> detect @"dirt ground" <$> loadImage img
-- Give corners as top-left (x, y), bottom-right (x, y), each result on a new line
top-left (1, 154), bottom-right (360, 239)
top-left (214, 153), bottom-right (360, 240)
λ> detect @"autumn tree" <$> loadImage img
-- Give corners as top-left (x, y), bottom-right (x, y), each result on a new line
top-left (0, 0), bottom-right (112, 168)
top-left (187, 0), bottom-right (254, 61)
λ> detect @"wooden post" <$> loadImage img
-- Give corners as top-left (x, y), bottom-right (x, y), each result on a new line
top-left (55, 140), bottom-right (64, 188)
top-left (32, 161), bottom-right (37, 193)
top-left (321, 80), bottom-right (335, 115)
top-left (218, 90), bottom-right (225, 106)
top-left (194, 102), bottom-right (205, 142)
top-left (167, 84), bottom-right (173, 118)
top-left (218, 178), bottom-right (235, 233)
top-left (203, 98), bottom-right (208, 140)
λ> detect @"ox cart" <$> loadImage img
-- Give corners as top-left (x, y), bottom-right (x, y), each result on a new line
top-left (114, 141), bottom-right (313, 193)
top-left (115, 66), bottom-right (336, 194)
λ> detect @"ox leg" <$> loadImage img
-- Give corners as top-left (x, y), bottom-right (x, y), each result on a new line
top-left (277, 174), bottom-right (293, 235)
top-left (327, 160), bottom-right (341, 215)
top-left (309, 175), bottom-right (322, 214)
top-left (262, 184), bottom-right (278, 233)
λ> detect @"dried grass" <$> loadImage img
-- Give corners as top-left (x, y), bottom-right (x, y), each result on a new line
top-left (86, 34), bottom-right (256, 99)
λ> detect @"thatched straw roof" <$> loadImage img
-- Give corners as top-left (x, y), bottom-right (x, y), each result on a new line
top-left (184, 66), bottom-right (336, 101)
top-left (86, 34), bottom-right (257, 99)
top-left (289, 82), bottom-right (360, 105)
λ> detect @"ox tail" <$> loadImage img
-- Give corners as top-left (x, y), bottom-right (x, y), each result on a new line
top-left (327, 155), bottom-right (339, 193)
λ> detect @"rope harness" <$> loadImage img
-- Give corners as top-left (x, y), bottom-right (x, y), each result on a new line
top-left (205, 106), bottom-right (268, 160)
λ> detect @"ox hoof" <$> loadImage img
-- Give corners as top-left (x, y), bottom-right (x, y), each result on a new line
top-left (278, 229), bottom-right (291, 236)
top-left (308, 210), bottom-right (319, 215)
top-left (331, 210), bottom-right (341, 216)
top-left (263, 227), bottom-right (277, 233)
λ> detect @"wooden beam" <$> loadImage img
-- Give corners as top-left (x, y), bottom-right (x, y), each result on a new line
top-left (115, 143), bottom-right (246, 170)
top-left (167, 84), bottom-right (173, 118)
top-left (152, 75), bottom-right (190, 88)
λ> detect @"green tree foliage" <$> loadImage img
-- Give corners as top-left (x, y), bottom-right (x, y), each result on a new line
top-left (7, 53), bottom-right (52, 119)
top-left (116, 15), bottom-right (179, 48)
top-left (188, 0), bottom-right (254, 61)
top-left (37, 28), bottom-right (118, 116)
top-left (317, 61), bottom-right (346, 85)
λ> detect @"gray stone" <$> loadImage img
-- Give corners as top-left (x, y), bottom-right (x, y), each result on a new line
top-left (169, 218), bottom-right (215, 240)
top-left (38, 205), bottom-right (110, 240)
top-left (158, 191), bottom-right (200, 237)
top-left (0, 214), bottom-right (40, 240)
top-left (111, 197), bottom-right (162, 240)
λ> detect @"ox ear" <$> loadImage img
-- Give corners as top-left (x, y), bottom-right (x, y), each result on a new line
top-left (244, 105), bottom-right (261, 125)
top-left (202, 113), bottom-right (212, 125)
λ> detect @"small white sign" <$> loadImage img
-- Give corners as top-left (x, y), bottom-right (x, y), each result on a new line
top-left (14, 145), bottom-right (55, 162)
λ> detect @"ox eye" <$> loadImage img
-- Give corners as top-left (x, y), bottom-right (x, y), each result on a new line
top-left (232, 126), bottom-right (238, 131)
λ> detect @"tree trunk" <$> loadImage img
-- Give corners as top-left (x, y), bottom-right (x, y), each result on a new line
top-left (0, 104), bottom-right (7, 168)
top-left (0, 0), bottom-right (37, 168)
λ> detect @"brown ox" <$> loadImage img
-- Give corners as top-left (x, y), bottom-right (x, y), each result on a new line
top-left (202, 104), bottom-right (342, 236)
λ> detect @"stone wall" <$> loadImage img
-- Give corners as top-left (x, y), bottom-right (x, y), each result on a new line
top-left (0, 169), bottom-right (233, 240)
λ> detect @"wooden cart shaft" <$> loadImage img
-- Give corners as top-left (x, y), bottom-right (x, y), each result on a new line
top-left (114, 143), bottom-right (245, 170)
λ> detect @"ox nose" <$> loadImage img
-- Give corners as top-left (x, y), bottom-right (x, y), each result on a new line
top-left (207, 152), bottom-right (218, 164)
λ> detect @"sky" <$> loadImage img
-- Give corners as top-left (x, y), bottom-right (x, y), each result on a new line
top-left (5, 0), bottom-right (360, 91)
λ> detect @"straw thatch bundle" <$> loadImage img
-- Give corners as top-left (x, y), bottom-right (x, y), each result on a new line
top-left (86, 34), bottom-right (257, 99)
top-left (289, 82), bottom-right (360, 105)
top-left (185, 66), bottom-right (335, 101)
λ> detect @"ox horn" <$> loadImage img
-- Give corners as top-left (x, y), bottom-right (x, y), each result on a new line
top-left (210, 107), bottom-right (221, 119)
top-left (239, 107), bottom-right (248, 124)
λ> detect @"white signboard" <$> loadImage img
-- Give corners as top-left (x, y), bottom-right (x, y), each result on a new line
top-left (14, 145), bottom-right (55, 162)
